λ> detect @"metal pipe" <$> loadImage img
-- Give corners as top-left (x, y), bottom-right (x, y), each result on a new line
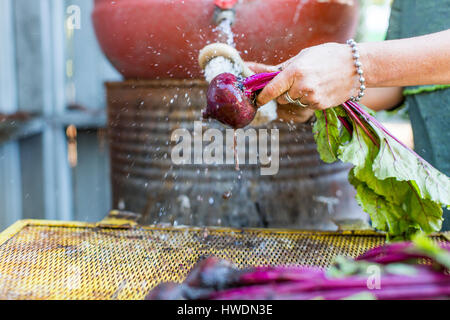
top-left (213, 0), bottom-right (237, 25)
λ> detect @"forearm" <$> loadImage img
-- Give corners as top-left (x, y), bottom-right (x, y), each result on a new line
top-left (359, 30), bottom-right (450, 88)
top-left (361, 87), bottom-right (404, 112)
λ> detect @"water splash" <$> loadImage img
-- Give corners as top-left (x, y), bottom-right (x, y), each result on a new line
top-left (213, 19), bottom-right (235, 47)
top-left (204, 56), bottom-right (240, 83)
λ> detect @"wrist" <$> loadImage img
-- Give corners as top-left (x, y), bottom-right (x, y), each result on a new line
top-left (346, 39), bottom-right (366, 102)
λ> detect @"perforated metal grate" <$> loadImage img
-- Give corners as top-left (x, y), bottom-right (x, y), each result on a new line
top-left (0, 220), bottom-right (447, 300)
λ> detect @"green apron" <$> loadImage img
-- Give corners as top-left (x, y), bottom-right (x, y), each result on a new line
top-left (386, 0), bottom-right (450, 230)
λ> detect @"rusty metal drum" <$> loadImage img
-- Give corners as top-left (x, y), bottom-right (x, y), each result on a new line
top-left (107, 80), bottom-right (364, 230)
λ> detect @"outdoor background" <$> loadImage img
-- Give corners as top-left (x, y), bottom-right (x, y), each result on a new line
top-left (0, 0), bottom-right (396, 231)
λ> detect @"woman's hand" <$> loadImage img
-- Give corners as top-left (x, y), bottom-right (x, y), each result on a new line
top-left (246, 62), bottom-right (315, 123)
top-left (254, 43), bottom-right (359, 110)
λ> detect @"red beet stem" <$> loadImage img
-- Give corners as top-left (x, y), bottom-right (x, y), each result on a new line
top-left (357, 242), bottom-right (450, 262)
top-left (338, 115), bottom-right (353, 135)
top-left (346, 100), bottom-right (434, 167)
top-left (212, 271), bottom-right (450, 300)
top-left (356, 242), bottom-right (414, 261)
top-left (238, 267), bottom-right (323, 284)
top-left (242, 71), bottom-right (280, 98)
top-left (272, 283), bottom-right (450, 300)
top-left (342, 102), bottom-right (379, 147)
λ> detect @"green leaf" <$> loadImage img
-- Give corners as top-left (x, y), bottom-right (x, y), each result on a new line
top-left (403, 184), bottom-right (443, 233)
top-left (354, 167), bottom-right (442, 235)
top-left (371, 125), bottom-right (450, 207)
top-left (313, 109), bottom-right (340, 163)
top-left (314, 106), bottom-right (450, 238)
top-left (338, 120), bottom-right (372, 172)
top-left (352, 177), bottom-right (419, 236)
top-left (347, 140), bottom-right (443, 235)
top-left (327, 256), bottom-right (378, 278)
top-left (412, 234), bottom-right (450, 269)
top-left (341, 292), bottom-right (377, 301)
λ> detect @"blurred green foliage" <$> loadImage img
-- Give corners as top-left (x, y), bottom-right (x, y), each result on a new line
top-left (356, 0), bottom-right (392, 42)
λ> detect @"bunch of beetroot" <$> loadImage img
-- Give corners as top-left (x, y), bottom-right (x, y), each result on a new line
top-left (203, 72), bottom-right (280, 128)
top-left (146, 237), bottom-right (450, 300)
top-left (205, 71), bottom-right (450, 237)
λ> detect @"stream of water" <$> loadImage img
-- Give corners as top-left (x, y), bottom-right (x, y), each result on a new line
top-left (205, 18), bottom-right (244, 171)
top-left (153, 18), bottom-right (245, 226)
top-left (204, 18), bottom-right (240, 82)
top-left (204, 56), bottom-right (241, 83)
top-left (214, 19), bottom-right (235, 47)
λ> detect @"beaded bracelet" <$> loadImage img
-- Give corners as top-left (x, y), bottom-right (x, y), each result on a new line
top-left (346, 39), bottom-right (366, 102)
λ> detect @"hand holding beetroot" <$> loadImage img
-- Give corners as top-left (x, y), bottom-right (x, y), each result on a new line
top-left (251, 43), bottom-right (358, 110)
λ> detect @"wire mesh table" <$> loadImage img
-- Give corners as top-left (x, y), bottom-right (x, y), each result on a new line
top-left (0, 215), bottom-right (447, 300)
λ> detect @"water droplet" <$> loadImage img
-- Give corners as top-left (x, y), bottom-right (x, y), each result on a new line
top-left (222, 191), bottom-right (232, 200)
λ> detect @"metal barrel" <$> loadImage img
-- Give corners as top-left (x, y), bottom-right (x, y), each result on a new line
top-left (106, 80), bottom-right (364, 230)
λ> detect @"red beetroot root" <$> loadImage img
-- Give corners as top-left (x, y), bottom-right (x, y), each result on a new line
top-left (203, 73), bottom-right (256, 129)
top-left (203, 71), bottom-right (280, 129)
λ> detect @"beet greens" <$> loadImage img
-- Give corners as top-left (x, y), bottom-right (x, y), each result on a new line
top-left (205, 71), bottom-right (450, 238)
top-left (314, 101), bottom-right (450, 238)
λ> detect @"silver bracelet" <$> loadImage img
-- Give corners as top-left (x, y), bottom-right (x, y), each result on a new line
top-left (346, 39), bottom-right (366, 102)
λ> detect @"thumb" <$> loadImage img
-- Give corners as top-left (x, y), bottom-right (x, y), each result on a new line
top-left (256, 69), bottom-right (294, 106)
top-left (245, 62), bottom-right (279, 74)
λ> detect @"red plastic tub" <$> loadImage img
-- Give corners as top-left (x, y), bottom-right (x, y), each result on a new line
top-left (93, 0), bottom-right (358, 79)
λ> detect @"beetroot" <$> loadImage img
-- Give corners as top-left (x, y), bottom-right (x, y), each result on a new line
top-left (203, 71), bottom-right (280, 129)
top-left (203, 73), bottom-right (255, 129)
